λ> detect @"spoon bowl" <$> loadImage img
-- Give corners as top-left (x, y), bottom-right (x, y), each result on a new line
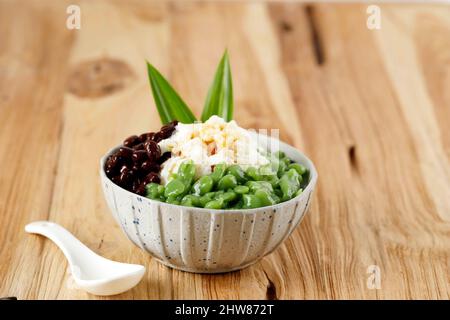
top-left (25, 221), bottom-right (145, 296)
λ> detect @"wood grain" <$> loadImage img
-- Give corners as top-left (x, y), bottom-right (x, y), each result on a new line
top-left (0, 1), bottom-right (449, 299)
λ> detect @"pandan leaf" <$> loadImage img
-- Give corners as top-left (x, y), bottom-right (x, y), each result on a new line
top-left (147, 62), bottom-right (197, 124)
top-left (201, 50), bottom-right (233, 122)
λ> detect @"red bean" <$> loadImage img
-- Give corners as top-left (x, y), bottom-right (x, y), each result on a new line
top-left (111, 175), bottom-right (121, 185)
top-left (139, 132), bottom-right (154, 142)
top-left (123, 135), bottom-right (140, 148)
top-left (135, 182), bottom-right (147, 196)
top-left (142, 172), bottom-right (160, 184)
top-left (108, 121), bottom-right (177, 194)
top-left (131, 178), bottom-right (142, 193)
top-left (132, 142), bottom-right (145, 150)
top-left (141, 161), bottom-right (160, 173)
top-left (105, 155), bottom-right (121, 177)
top-left (116, 146), bottom-right (133, 159)
top-left (132, 150), bottom-right (147, 164)
top-left (119, 167), bottom-right (134, 186)
top-left (107, 155), bottom-right (120, 167)
top-left (160, 123), bottom-right (177, 139)
top-left (157, 152), bottom-right (171, 165)
top-left (151, 132), bottom-right (164, 143)
top-left (163, 120), bottom-right (178, 129)
top-left (145, 140), bottom-right (161, 161)
top-left (105, 167), bottom-right (116, 177)
top-left (107, 154), bottom-right (131, 171)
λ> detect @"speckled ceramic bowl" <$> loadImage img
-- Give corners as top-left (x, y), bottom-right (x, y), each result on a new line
top-left (100, 134), bottom-right (317, 273)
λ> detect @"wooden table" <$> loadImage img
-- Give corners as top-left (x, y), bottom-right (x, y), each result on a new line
top-left (1, 1), bottom-right (449, 300)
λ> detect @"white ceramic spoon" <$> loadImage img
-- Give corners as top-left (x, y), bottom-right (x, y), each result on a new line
top-left (25, 221), bottom-right (145, 296)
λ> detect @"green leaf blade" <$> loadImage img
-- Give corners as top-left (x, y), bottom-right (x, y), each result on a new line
top-left (147, 62), bottom-right (197, 124)
top-left (201, 50), bottom-right (233, 122)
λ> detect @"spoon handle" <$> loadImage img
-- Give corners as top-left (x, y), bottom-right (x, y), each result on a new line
top-left (25, 221), bottom-right (98, 269)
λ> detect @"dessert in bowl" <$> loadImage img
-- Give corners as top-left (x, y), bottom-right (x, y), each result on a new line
top-left (100, 117), bottom-right (317, 273)
top-left (100, 51), bottom-right (317, 273)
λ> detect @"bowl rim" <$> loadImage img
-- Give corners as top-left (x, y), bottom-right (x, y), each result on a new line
top-left (100, 134), bottom-right (318, 214)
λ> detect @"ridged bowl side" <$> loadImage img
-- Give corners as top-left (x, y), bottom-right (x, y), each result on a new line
top-left (100, 135), bottom-right (317, 273)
